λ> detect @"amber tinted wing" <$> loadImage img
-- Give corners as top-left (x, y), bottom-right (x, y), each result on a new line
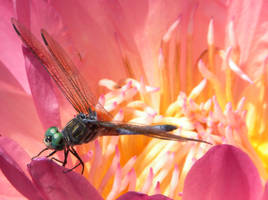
top-left (12, 18), bottom-right (110, 119)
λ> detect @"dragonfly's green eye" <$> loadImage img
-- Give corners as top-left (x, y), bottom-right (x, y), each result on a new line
top-left (44, 127), bottom-right (64, 150)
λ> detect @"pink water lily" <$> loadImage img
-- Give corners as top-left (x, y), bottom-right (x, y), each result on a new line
top-left (1, 136), bottom-right (267, 200)
top-left (1, 0), bottom-right (268, 199)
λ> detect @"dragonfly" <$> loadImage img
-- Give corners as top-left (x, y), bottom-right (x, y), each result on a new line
top-left (12, 18), bottom-right (211, 174)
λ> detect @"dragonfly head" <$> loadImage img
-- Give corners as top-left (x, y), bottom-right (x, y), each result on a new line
top-left (44, 127), bottom-right (65, 150)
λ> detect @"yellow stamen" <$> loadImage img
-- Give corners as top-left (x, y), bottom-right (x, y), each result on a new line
top-left (70, 13), bottom-right (268, 199)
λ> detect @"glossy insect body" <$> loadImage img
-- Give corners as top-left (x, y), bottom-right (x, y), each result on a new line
top-left (49, 111), bottom-right (179, 148)
top-left (12, 18), bottom-right (211, 174)
top-left (41, 110), bottom-right (182, 173)
top-left (63, 113), bottom-right (99, 146)
top-left (44, 109), bottom-right (182, 149)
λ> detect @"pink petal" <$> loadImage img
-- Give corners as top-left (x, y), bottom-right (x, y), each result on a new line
top-left (0, 138), bottom-right (25, 200)
top-left (262, 182), bottom-right (268, 200)
top-left (227, 0), bottom-right (266, 61)
top-left (0, 63), bottom-right (44, 155)
top-left (227, 0), bottom-right (268, 81)
top-left (0, 136), bottom-right (31, 174)
top-left (0, 171), bottom-right (27, 200)
top-left (0, 60), bottom-right (24, 91)
top-left (15, 0), bottom-right (30, 27)
top-left (149, 194), bottom-right (173, 200)
top-left (28, 158), bottom-right (104, 200)
top-left (50, 0), bottom-right (126, 92)
top-left (116, 191), bottom-right (172, 200)
top-left (182, 144), bottom-right (262, 200)
top-left (0, 136), bottom-right (43, 200)
top-left (116, 192), bottom-right (148, 200)
top-left (12, 0), bottom-right (63, 130)
top-left (15, 0), bottom-right (65, 42)
top-left (23, 47), bottom-right (60, 129)
top-left (0, 0), bottom-right (30, 92)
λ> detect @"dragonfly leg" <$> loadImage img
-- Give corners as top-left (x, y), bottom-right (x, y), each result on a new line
top-left (50, 148), bottom-right (69, 171)
top-left (63, 146), bottom-right (84, 174)
top-left (51, 157), bottom-right (64, 165)
top-left (47, 150), bottom-right (62, 164)
top-left (48, 149), bottom-right (70, 167)
top-left (33, 148), bottom-right (66, 166)
top-left (32, 147), bottom-right (49, 160)
top-left (62, 148), bottom-right (69, 167)
top-left (46, 150), bottom-right (57, 158)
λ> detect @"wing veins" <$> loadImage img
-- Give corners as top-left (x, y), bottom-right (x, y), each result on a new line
top-left (12, 18), bottom-right (96, 114)
top-left (12, 18), bottom-right (112, 119)
top-left (41, 30), bottom-right (96, 114)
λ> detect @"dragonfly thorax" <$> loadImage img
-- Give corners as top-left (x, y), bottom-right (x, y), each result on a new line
top-left (62, 113), bottom-right (99, 146)
top-left (44, 127), bottom-right (65, 150)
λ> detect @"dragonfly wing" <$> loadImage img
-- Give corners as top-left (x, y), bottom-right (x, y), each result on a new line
top-left (40, 29), bottom-right (112, 120)
top-left (12, 18), bottom-right (111, 119)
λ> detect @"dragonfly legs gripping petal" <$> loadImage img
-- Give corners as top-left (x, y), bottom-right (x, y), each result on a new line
top-left (32, 147), bottom-right (70, 168)
top-left (63, 146), bottom-right (84, 174)
top-left (32, 146), bottom-right (84, 174)
top-left (50, 148), bottom-right (69, 167)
